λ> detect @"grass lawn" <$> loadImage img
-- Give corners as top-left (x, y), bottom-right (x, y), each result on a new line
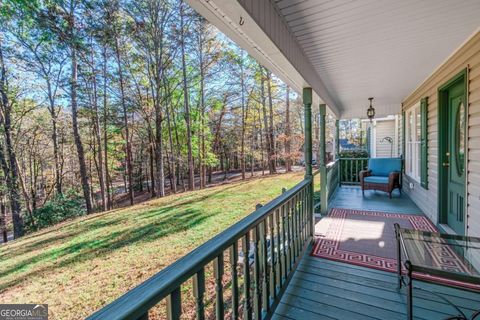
top-left (0, 172), bottom-right (303, 319)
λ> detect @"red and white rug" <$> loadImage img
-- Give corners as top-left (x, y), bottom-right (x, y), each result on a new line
top-left (311, 208), bottom-right (480, 291)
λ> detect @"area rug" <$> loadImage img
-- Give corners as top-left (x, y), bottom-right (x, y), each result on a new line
top-left (311, 208), bottom-right (480, 291)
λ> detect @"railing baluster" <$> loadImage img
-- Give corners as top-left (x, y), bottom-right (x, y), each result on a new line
top-left (355, 159), bottom-right (360, 182)
top-left (304, 188), bottom-right (308, 239)
top-left (167, 288), bottom-right (181, 320)
top-left (291, 196), bottom-right (298, 260)
top-left (214, 254), bottom-right (224, 320)
top-left (230, 244), bottom-right (239, 320)
top-left (295, 194), bottom-right (301, 256)
top-left (261, 220), bottom-right (269, 314)
top-left (350, 159), bottom-right (353, 183)
top-left (303, 188), bottom-right (307, 241)
top-left (253, 224), bottom-right (261, 319)
top-left (193, 268), bottom-right (205, 320)
top-left (296, 194), bottom-right (301, 256)
top-left (300, 191), bottom-right (304, 246)
top-left (275, 208), bottom-right (281, 292)
top-left (339, 159), bottom-right (342, 186)
top-left (287, 199), bottom-right (293, 272)
top-left (281, 203), bottom-right (287, 282)
top-left (243, 233), bottom-right (252, 320)
top-left (299, 190), bottom-right (304, 244)
top-left (269, 213), bottom-right (277, 302)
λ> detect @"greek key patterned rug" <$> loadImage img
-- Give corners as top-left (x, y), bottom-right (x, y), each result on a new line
top-left (311, 208), bottom-right (479, 291)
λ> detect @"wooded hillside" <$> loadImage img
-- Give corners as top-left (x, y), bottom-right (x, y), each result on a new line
top-left (0, 0), bottom-right (317, 239)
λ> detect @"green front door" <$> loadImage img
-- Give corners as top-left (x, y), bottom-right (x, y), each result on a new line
top-left (445, 81), bottom-right (466, 235)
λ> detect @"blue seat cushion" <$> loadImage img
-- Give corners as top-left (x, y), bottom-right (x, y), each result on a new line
top-left (364, 176), bottom-right (389, 184)
top-left (368, 158), bottom-right (401, 177)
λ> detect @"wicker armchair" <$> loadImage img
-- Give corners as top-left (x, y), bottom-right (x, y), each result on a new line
top-left (359, 158), bottom-right (402, 198)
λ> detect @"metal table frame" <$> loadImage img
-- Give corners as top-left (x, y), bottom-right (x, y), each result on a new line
top-left (394, 224), bottom-right (480, 320)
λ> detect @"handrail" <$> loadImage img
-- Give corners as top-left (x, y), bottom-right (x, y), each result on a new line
top-left (326, 160), bottom-right (337, 171)
top-left (88, 178), bottom-right (313, 320)
top-left (326, 160), bottom-right (340, 200)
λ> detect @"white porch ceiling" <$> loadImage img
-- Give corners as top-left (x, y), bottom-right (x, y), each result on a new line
top-left (274, 0), bottom-right (480, 118)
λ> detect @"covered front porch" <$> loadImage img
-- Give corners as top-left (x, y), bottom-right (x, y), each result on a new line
top-left (87, 1), bottom-right (480, 319)
top-left (275, 187), bottom-right (480, 320)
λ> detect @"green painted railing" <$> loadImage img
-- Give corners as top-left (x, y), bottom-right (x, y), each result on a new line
top-left (339, 158), bottom-right (369, 185)
top-left (326, 160), bottom-right (339, 199)
top-left (88, 178), bottom-right (313, 320)
top-left (312, 159), bottom-right (339, 214)
top-left (312, 170), bottom-right (321, 213)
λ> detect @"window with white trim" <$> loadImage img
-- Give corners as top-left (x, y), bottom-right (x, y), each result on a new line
top-left (405, 103), bottom-right (421, 181)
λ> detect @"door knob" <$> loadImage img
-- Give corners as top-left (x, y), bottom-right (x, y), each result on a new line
top-left (443, 162), bottom-right (450, 167)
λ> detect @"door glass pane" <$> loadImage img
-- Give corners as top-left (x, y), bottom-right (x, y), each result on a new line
top-left (456, 102), bottom-right (465, 175)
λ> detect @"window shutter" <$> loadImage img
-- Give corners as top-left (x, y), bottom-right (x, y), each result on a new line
top-left (420, 97), bottom-right (428, 189)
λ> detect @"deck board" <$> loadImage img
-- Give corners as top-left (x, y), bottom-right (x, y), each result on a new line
top-left (275, 256), bottom-right (480, 319)
top-left (330, 186), bottom-right (422, 214)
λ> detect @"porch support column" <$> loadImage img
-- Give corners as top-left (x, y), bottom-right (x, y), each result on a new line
top-left (335, 119), bottom-right (340, 159)
top-left (303, 88), bottom-right (313, 178)
top-left (319, 104), bottom-right (328, 215)
top-left (303, 88), bottom-right (314, 237)
top-left (335, 118), bottom-right (341, 187)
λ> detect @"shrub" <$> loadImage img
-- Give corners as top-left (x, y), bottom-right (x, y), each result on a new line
top-left (24, 191), bottom-right (86, 232)
top-left (339, 149), bottom-right (369, 158)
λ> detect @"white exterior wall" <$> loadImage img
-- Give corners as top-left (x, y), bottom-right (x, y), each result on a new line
top-left (374, 120), bottom-right (398, 158)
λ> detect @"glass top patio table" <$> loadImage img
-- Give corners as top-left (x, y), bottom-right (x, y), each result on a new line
top-left (398, 228), bottom-right (480, 285)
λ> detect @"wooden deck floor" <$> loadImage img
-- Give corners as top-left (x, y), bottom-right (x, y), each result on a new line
top-left (330, 185), bottom-right (422, 214)
top-left (273, 256), bottom-right (480, 320)
top-left (274, 186), bottom-right (480, 319)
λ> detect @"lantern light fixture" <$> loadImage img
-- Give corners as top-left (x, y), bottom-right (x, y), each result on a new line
top-left (367, 97), bottom-right (375, 122)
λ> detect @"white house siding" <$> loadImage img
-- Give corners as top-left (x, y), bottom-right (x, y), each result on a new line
top-left (375, 120), bottom-right (398, 158)
top-left (402, 31), bottom-right (480, 241)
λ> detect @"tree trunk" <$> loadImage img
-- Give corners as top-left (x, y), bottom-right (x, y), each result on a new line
top-left (102, 45), bottom-right (112, 210)
top-left (46, 81), bottom-right (62, 195)
top-left (166, 103), bottom-right (177, 193)
top-left (266, 69), bottom-right (276, 173)
top-left (154, 105), bottom-right (165, 197)
top-left (147, 123), bottom-right (156, 197)
top-left (285, 86), bottom-right (292, 172)
top-left (258, 110), bottom-right (265, 176)
top-left (90, 43), bottom-right (107, 211)
top-left (180, 1), bottom-right (195, 191)
top-left (240, 53), bottom-right (246, 180)
top-left (198, 23), bottom-right (206, 189)
top-left (260, 67), bottom-right (273, 174)
top-left (69, 14), bottom-right (93, 214)
top-left (0, 38), bottom-right (24, 237)
top-left (0, 191), bottom-right (7, 242)
top-left (114, 36), bottom-right (134, 206)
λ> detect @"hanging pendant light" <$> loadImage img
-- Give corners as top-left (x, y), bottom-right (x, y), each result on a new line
top-left (367, 97), bottom-right (375, 122)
